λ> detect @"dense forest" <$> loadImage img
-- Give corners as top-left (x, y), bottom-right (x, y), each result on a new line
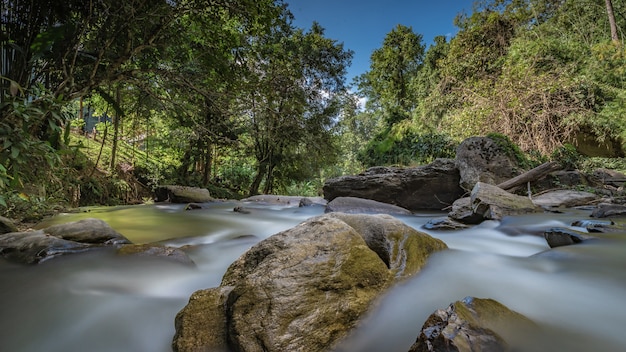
top-left (1, 0), bottom-right (625, 221)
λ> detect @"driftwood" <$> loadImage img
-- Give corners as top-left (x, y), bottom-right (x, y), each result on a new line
top-left (497, 161), bottom-right (562, 191)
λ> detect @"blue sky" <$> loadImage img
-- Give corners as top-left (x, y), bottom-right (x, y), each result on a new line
top-left (285, 0), bottom-right (476, 83)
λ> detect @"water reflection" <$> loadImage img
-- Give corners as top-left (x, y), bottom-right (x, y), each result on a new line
top-left (1, 204), bottom-right (626, 351)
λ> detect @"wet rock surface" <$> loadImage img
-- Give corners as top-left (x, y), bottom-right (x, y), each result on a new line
top-left (325, 196), bottom-right (412, 215)
top-left (449, 182), bottom-right (541, 224)
top-left (544, 227), bottom-right (595, 248)
top-left (409, 297), bottom-right (537, 352)
top-left (172, 213), bottom-right (447, 352)
top-left (0, 218), bottom-right (131, 264)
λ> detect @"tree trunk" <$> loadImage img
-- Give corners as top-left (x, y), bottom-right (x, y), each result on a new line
top-left (202, 145), bottom-right (212, 186)
top-left (605, 0), bottom-right (620, 44)
top-left (263, 163), bottom-right (275, 194)
top-left (249, 162), bottom-right (267, 196)
top-left (110, 86), bottom-right (121, 170)
top-left (497, 161), bottom-right (562, 191)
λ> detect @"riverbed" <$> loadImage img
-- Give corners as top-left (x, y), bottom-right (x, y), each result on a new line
top-left (1, 201), bottom-right (625, 351)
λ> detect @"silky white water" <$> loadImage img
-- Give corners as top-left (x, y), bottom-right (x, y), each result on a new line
top-left (1, 203), bottom-right (625, 352)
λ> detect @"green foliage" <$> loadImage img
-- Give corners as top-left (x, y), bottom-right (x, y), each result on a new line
top-left (486, 133), bottom-right (533, 169)
top-left (551, 143), bottom-right (581, 170)
top-left (359, 124), bottom-right (457, 167)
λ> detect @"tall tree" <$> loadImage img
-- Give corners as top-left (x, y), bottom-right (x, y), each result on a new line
top-left (605, 0), bottom-right (620, 44)
top-left (359, 24), bottom-right (425, 125)
top-left (240, 20), bottom-right (352, 195)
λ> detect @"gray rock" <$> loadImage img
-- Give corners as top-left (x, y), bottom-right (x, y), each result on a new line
top-left (44, 218), bottom-right (131, 244)
top-left (172, 213), bottom-right (447, 352)
top-left (116, 244), bottom-right (195, 266)
top-left (533, 170), bottom-right (589, 190)
top-left (449, 182), bottom-right (541, 224)
top-left (323, 158), bottom-right (464, 211)
top-left (0, 218), bottom-right (131, 264)
top-left (591, 203), bottom-right (626, 218)
top-left (455, 136), bottom-right (522, 191)
top-left (423, 217), bottom-right (471, 231)
top-left (532, 190), bottom-right (598, 208)
top-left (544, 227), bottom-right (595, 248)
top-left (325, 196), bottom-right (412, 215)
top-left (409, 297), bottom-right (537, 352)
top-left (0, 230), bottom-right (93, 264)
top-left (155, 185), bottom-right (213, 203)
top-left (0, 216), bottom-right (18, 235)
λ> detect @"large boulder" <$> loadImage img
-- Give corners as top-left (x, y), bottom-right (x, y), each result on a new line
top-left (409, 297), bottom-right (537, 352)
top-left (0, 218), bottom-right (131, 264)
top-left (172, 213), bottom-right (447, 352)
top-left (455, 136), bottom-right (522, 191)
top-left (154, 185), bottom-right (213, 203)
top-left (449, 182), bottom-right (542, 224)
top-left (325, 196), bottom-right (412, 215)
top-left (323, 159), bottom-right (464, 211)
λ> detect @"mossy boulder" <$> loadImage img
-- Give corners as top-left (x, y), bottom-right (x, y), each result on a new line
top-left (455, 136), bottom-right (524, 191)
top-left (409, 297), bottom-right (537, 352)
top-left (172, 213), bottom-right (447, 352)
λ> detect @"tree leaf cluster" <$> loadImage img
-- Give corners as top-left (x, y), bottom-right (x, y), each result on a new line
top-left (354, 0), bottom-right (626, 167)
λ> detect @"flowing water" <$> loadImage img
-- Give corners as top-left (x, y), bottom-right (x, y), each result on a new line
top-left (1, 202), bottom-right (625, 352)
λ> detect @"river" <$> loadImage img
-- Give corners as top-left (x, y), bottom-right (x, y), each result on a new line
top-left (1, 201), bottom-right (625, 351)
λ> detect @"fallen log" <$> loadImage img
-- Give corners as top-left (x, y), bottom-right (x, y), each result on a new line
top-left (497, 161), bottom-right (562, 191)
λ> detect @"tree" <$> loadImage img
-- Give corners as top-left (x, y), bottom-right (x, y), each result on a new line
top-left (605, 0), bottom-right (620, 44)
top-left (240, 20), bottom-right (352, 195)
top-left (360, 24), bottom-right (425, 125)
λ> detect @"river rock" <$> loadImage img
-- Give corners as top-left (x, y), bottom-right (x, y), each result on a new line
top-left (0, 216), bottom-right (18, 234)
top-left (532, 190), bottom-right (598, 208)
top-left (544, 227), bottom-right (595, 248)
top-left (423, 217), bottom-right (470, 231)
top-left (172, 213), bottom-right (447, 352)
top-left (0, 218), bottom-right (131, 264)
top-left (449, 182), bottom-right (542, 224)
top-left (241, 195), bottom-right (327, 207)
top-left (155, 185), bottom-right (213, 203)
top-left (408, 297), bottom-right (536, 352)
top-left (325, 196), bottom-right (412, 215)
top-left (116, 244), bottom-right (195, 266)
top-left (455, 136), bottom-right (522, 191)
top-left (591, 203), bottom-right (626, 218)
top-left (323, 158), bottom-right (464, 211)
top-left (43, 218), bottom-right (131, 244)
top-left (0, 230), bottom-right (93, 264)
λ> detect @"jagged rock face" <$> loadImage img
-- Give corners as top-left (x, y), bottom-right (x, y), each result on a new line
top-left (323, 159), bottom-right (464, 211)
top-left (455, 137), bottom-right (522, 191)
top-left (172, 213), bottom-right (447, 352)
top-left (409, 297), bottom-right (537, 352)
